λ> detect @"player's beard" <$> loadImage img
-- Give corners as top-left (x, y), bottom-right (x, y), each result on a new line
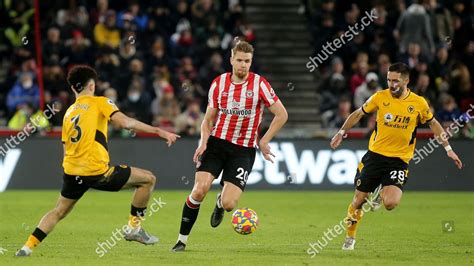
top-left (390, 86), bottom-right (404, 98)
top-left (235, 68), bottom-right (248, 80)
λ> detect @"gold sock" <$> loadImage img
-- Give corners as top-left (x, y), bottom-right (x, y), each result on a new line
top-left (345, 203), bottom-right (364, 238)
top-left (128, 215), bottom-right (143, 229)
top-left (25, 235), bottom-right (40, 250)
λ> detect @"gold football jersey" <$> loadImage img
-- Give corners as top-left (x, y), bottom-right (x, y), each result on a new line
top-left (362, 89), bottom-right (434, 163)
top-left (62, 96), bottom-right (119, 176)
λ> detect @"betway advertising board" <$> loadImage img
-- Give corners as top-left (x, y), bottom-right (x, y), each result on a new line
top-left (1, 138), bottom-right (471, 191)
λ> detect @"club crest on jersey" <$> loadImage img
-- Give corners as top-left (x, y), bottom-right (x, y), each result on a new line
top-left (107, 98), bottom-right (117, 107)
top-left (384, 113), bottom-right (394, 122)
top-left (246, 90), bottom-right (254, 98)
top-left (407, 105), bottom-right (415, 113)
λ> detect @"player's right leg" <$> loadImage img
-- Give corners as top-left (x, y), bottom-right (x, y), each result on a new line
top-left (171, 171), bottom-right (214, 252)
top-left (119, 166), bottom-right (159, 245)
top-left (16, 195), bottom-right (79, 256)
top-left (342, 189), bottom-right (368, 250)
top-left (342, 151), bottom-right (381, 250)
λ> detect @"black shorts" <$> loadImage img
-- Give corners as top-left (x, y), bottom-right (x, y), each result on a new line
top-left (355, 151), bottom-right (409, 192)
top-left (196, 136), bottom-right (256, 191)
top-left (61, 165), bottom-right (131, 200)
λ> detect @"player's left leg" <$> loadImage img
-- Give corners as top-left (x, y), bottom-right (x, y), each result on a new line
top-left (211, 146), bottom-right (255, 228)
top-left (220, 181), bottom-right (243, 211)
top-left (380, 185), bottom-right (403, 210)
top-left (16, 195), bottom-right (79, 256)
top-left (210, 181), bottom-right (243, 227)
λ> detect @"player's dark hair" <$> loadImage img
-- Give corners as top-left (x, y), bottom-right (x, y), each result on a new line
top-left (388, 63), bottom-right (410, 79)
top-left (67, 65), bottom-right (98, 93)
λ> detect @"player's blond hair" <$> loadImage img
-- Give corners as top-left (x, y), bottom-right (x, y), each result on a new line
top-left (231, 40), bottom-right (254, 57)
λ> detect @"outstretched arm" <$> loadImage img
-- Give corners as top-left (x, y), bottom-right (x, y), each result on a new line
top-left (428, 118), bottom-right (463, 169)
top-left (330, 108), bottom-right (366, 149)
top-left (110, 111), bottom-right (180, 147)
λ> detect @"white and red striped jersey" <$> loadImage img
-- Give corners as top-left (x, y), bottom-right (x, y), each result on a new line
top-left (208, 72), bottom-right (279, 148)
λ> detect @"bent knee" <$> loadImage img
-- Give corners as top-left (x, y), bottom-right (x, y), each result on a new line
top-left (144, 170), bottom-right (156, 185)
top-left (191, 187), bottom-right (209, 202)
top-left (221, 198), bottom-right (237, 212)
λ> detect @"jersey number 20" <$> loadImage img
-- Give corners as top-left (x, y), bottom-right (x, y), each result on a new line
top-left (70, 115), bottom-right (82, 143)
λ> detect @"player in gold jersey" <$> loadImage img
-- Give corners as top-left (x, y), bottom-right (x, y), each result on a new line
top-left (330, 63), bottom-right (463, 250)
top-left (16, 65), bottom-right (180, 256)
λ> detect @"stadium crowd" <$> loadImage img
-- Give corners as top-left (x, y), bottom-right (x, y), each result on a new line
top-left (0, 0), bottom-right (250, 136)
top-left (0, 0), bottom-right (472, 138)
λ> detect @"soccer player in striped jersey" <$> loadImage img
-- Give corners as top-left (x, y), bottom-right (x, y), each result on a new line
top-left (171, 41), bottom-right (288, 251)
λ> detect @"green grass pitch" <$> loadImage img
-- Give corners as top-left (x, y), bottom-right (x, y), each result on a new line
top-left (0, 190), bottom-right (472, 265)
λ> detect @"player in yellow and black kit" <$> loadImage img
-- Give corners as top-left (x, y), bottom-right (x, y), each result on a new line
top-left (330, 63), bottom-right (463, 251)
top-left (16, 65), bottom-right (180, 256)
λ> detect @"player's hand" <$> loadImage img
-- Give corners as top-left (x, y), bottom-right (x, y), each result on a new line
top-left (193, 144), bottom-right (207, 163)
top-left (160, 130), bottom-right (180, 147)
top-left (330, 131), bottom-right (346, 149)
top-left (447, 150), bottom-right (463, 169)
top-left (259, 140), bottom-right (275, 163)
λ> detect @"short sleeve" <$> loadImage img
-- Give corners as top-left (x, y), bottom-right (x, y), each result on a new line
top-left (259, 77), bottom-right (279, 107)
top-left (98, 97), bottom-right (119, 119)
top-left (208, 81), bottom-right (218, 108)
top-left (361, 92), bottom-right (379, 114)
top-left (419, 98), bottom-right (434, 124)
top-left (61, 126), bottom-right (66, 143)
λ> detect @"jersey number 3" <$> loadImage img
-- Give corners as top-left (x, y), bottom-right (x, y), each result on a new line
top-left (70, 115), bottom-right (82, 143)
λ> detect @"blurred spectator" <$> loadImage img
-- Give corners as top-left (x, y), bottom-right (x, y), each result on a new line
top-left (64, 30), bottom-right (92, 66)
top-left (191, 0), bottom-right (217, 30)
top-left (43, 27), bottom-right (64, 67)
top-left (413, 73), bottom-right (437, 104)
top-left (119, 58), bottom-right (145, 100)
top-left (121, 79), bottom-right (152, 123)
top-left (96, 52), bottom-right (120, 84)
top-left (117, 1), bottom-right (149, 31)
top-left (199, 52), bottom-right (225, 104)
top-left (4, 1), bottom-right (34, 47)
top-left (90, 0), bottom-right (109, 24)
top-left (93, 10), bottom-right (121, 50)
top-left (448, 62), bottom-right (472, 102)
top-left (152, 86), bottom-right (180, 130)
top-left (349, 60), bottom-right (369, 94)
top-left (376, 53), bottom-right (391, 88)
top-left (423, 0), bottom-right (453, 47)
top-left (175, 100), bottom-right (204, 136)
top-left (399, 42), bottom-right (427, 70)
top-left (429, 45), bottom-right (450, 89)
top-left (8, 104), bottom-right (32, 130)
top-left (354, 72), bottom-right (382, 108)
top-left (319, 57), bottom-right (349, 113)
top-left (7, 72), bottom-right (40, 113)
top-left (323, 96), bottom-right (353, 128)
top-left (395, 2), bottom-right (435, 60)
top-left (436, 94), bottom-right (461, 128)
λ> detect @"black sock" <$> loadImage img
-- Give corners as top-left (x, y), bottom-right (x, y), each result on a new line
top-left (179, 195), bottom-right (201, 236)
top-left (131, 205), bottom-right (147, 217)
top-left (32, 227), bottom-right (47, 242)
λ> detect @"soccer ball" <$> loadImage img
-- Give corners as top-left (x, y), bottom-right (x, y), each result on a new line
top-left (231, 208), bottom-right (259, 235)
